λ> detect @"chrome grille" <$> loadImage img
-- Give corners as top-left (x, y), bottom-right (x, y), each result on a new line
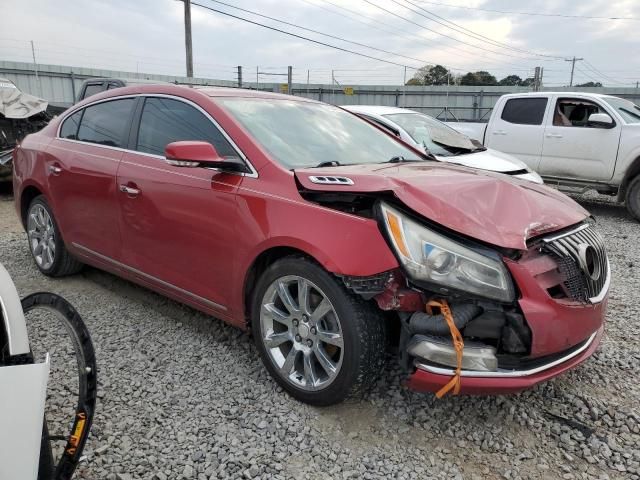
top-left (542, 224), bottom-right (609, 303)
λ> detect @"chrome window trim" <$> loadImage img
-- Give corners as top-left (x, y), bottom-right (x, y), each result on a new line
top-left (415, 330), bottom-right (598, 378)
top-left (72, 243), bottom-right (227, 312)
top-left (56, 93), bottom-right (258, 178)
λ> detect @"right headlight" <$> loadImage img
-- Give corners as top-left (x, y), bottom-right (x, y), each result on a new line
top-left (380, 202), bottom-right (515, 302)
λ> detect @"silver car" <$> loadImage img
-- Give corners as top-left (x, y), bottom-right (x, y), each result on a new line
top-left (342, 105), bottom-right (543, 184)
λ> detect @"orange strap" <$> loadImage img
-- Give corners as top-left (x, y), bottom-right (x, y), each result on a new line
top-left (426, 299), bottom-right (464, 398)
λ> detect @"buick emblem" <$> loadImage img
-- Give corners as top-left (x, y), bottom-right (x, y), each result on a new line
top-left (577, 243), bottom-right (600, 281)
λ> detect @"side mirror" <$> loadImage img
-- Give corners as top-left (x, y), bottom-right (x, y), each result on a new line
top-left (164, 141), bottom-right (246, 172)
top-left (587, 113), bottom-right (614, 128)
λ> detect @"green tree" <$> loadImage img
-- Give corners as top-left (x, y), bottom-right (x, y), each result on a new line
top-left (498, 75), bottom-right (523, 86)
top-left (407, 64), bottom-right (452, 85)
top-left (520, 77), bottom-right (535, 87)
top-left (459, 71), bottom-right (498, 86)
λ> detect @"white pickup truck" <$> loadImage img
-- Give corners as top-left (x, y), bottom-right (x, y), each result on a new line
top-left (447, 92), bottom-right (640, 220)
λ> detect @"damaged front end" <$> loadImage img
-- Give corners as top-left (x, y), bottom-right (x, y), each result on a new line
top-left (0, 77), bottom-right (52, 182)
top-left (296, 166), bottom-right (608, 396)
top-left (340, 203), bottom-right (607, 396)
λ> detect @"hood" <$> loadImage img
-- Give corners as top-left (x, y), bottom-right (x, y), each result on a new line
top-left (295, 162), bottom-right (589, 250)
top-left (437, 148), bottom-right (529, 173)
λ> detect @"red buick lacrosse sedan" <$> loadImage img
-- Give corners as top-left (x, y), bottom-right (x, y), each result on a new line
top-left (13, 85), bottom-right (608, 405)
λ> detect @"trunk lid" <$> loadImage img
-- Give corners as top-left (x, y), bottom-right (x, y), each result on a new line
top-left (295, 162), bottom-right (589, 250)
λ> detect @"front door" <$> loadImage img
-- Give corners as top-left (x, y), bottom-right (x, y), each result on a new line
top-left (47, 97), bottom-right (136, 261)
top-left (116, 96), bottom-right (244, 315)
top-left (539, 97), bottom-right (621, 181)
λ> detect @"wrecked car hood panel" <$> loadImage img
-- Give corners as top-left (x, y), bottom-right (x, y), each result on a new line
top-left (295, 162), bottom-right (589, 250)
top-left (0, 78), bottom-right (48, 119)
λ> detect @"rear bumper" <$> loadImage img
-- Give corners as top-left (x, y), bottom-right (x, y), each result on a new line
top-left (405, 325), bottom-right (603, 395)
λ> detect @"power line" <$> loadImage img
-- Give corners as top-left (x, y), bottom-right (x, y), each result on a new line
top-left (393, 0), bottom-right (565, 59)
top-left (411, 0), bottom-right (639, 21)
top-left (310, 0), bottom-right (550, 70)
top-left (202, 0), bottom-right (456, 69)
top-left (190, 1), bottom-right (420, 70)
top-left (360, 0), bottom-right (561, 61)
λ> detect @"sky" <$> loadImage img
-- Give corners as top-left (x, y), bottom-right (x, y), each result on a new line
top-left (1, 0), bottom-right (639, 87)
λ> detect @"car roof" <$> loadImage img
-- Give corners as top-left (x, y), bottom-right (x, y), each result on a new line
top-left (501, 91), bottom-right (612, 100)
top-left (70, 84), bottom-right (320, 111)
top-left (342, 105), bottom-right (416, 116)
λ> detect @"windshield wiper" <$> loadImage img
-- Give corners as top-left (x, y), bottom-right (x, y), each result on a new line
top-left (313, 160), bottom-right (342, 168)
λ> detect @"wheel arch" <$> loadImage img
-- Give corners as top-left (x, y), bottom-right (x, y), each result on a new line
top-left (242, 245), bottom-right (323, 327)
top-left (618, 155), bottom-right (640, 201)
top-left (19, 184), bottom-right (45, 229)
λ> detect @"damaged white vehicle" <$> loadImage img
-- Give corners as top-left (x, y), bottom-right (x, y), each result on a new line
top-left (0, 77), bottom-right (51, 181)
top-left (343, 105), bottom-right (543, 184)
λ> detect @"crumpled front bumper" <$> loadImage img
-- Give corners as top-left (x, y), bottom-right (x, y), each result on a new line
top-left (406, 325), bottom-right (603, 395)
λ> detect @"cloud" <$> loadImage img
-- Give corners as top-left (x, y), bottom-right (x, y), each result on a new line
top-left (1, 0), bottom-right (638, 86)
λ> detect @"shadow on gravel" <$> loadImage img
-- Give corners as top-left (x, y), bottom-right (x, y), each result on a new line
top-left (0, 181), bottom-right (13, 198)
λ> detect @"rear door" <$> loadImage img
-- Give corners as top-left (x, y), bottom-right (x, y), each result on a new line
top-left (485, 96), bottom-right (550, 171)
top-left (116, 96), bottom-right (245, 315)
top-left (539, 96), bottom-right (621, 181)
top-left (47, 97), bottom-right (136, 261)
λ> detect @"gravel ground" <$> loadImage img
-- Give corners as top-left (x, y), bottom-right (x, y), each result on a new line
top-left (1, 187), bottom-right (639, 480)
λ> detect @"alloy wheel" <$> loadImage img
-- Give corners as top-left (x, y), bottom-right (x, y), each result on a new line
top-left (260, 275), bottom-right (344, 391)
top-left (28, 204), bottom-right (56, 270)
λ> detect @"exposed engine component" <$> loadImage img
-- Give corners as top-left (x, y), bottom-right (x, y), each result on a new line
top-left (408, 334), bottom-right (498, 372)
top-left (463, 310), bottom-right (506, 340)
top-left (501, 312), bottom-right (532, 354)
top-left (341, 271), bottom-right (393, 299)
top-left (408, 303), bottom-right (481, 336)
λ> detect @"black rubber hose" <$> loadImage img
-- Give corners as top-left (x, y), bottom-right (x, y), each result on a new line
top-left (409, 303), bottom-right (482, 336)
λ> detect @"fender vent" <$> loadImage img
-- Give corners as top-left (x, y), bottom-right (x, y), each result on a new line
top-left (309, 175), bottom-right (354, 186)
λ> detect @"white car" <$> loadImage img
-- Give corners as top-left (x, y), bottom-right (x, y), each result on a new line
top-left (342, 105), bottom-right (543, 184)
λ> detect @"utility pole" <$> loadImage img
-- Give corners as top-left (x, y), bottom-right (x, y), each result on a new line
top-left (183, 0), bottom-right (194, 78)
top-left (565, 57), bottom-right (583, 87)
top-left (306, 69), bottom-right (310, 96)
top-left (287, 66), bottom-right (292, 96)
top-left (30, 40), bottom-right (41, 96)
top-left (256, 66), bottom-right (259, 89)
top-left (402, 66), bottom-right (407, 107)
top-left (237, 66), bottom-right (242, 88)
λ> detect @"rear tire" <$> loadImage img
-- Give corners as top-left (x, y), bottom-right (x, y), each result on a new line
top-left (625, 175), bottom-right (640, 221)
top-left (251, 256), bottom-right (386, 406)
top-left (26, 196), bottom-right (83, 277)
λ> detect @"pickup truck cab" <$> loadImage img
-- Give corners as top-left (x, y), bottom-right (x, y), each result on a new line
top-left (448, 92), bottom-right (640, 219)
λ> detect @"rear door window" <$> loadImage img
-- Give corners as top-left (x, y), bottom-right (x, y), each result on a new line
top-left (59, 110), bottom-right (83, 139)
top-left (501, 98), bottom-right (548, 125)
top-left (77, 98), bottom-right (135, 148)
top-left (135, 97), bottom-right (237, 157)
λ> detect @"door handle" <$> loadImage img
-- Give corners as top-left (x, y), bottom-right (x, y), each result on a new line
top-left (545, 133), bottom-right (563, 138)
top-left (492, 130), bottom-right (507, 136)
top-left (119, 184), bottom-right (141, 197)
top-left (48, 165), bottom-right (62, 175)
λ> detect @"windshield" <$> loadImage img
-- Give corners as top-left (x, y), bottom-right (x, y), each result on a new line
top-left (217, 98), bottom-right (424, 169)
top-left (603, 97), bottom-right (640, 124)
top-left (383, 112), bottom-right (478, 156)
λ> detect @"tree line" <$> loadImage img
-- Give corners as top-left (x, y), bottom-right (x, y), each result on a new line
top-left (405, 64), bottom-right (602, 88)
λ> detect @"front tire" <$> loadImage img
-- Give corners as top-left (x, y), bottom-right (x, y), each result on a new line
top-left (251, 256), bottom-right (386, 406)
top-left (26, 196), bottom-right (83, 277)
top-left (626, 175), bottom-right (640, 221)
